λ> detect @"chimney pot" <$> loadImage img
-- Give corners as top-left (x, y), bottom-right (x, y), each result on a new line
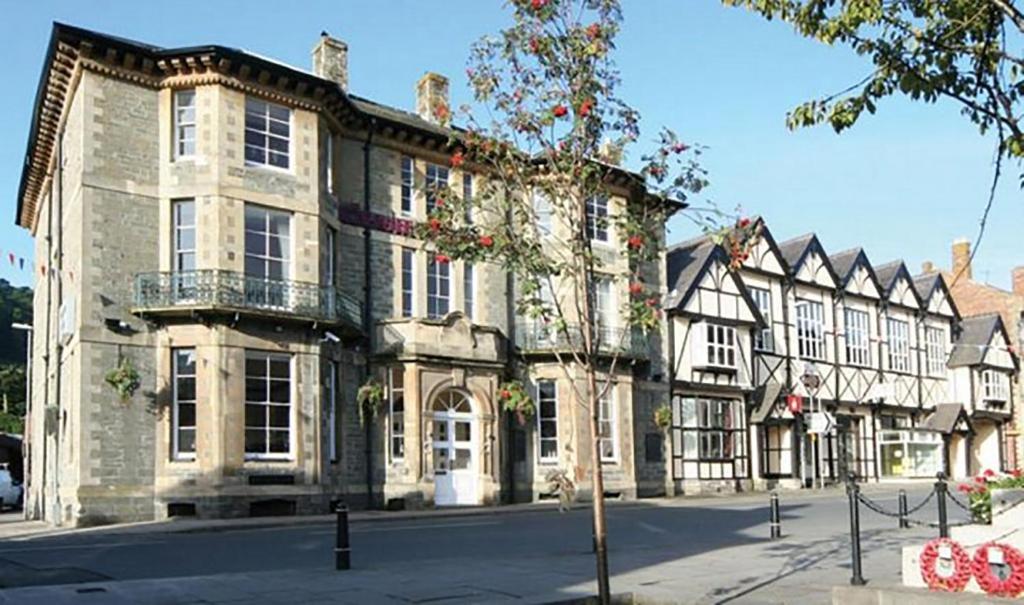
top-left (951, 238), bottom-right (972, 280)
top-left (416, 72), bottom-right (450, 125)
top-left (922, 261), bottom-right (935, 274)
top-left (312, 33), bottom-right (348, 91)
top-left (1013, 266), bottom-right (1024, 296)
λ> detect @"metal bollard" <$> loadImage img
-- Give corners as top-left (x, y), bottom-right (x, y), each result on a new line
top-left (898, 489), bottom-right (909, 529)
top-left (846, 473), bottom-right (866, 586)
top-left (335, 503), bottom-right (351, 570)
top-left (769, 492), bottom-right (782, 539)
top-left (934, 472), bottom-right (949, 539)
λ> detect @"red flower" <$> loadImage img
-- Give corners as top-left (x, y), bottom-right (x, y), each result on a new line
top-left (579, 99), bottom-right (594, 117)
top-left (529, 37), bottom-right (540, 53)
top-left (649, 165), bottom-right (664, 178)
top-left (435, 254), bottom-right (450, 264)
top-left (957, 484), bottom-right (973, 494)
top-left (450, 151), bottom-right (464, 169)
top-left (975, 475), bottom-right (986, 484)
top-left (501, 389), bottom-right (511, 399)
top-left (629, 282), bottom-right (644, 295)
top-left (552, 104), bottom-right (568, 118)
top-left (627, 235), bottom-right (644, 249)
top-left (738, 217), bottom-right (751, 228)
top-left (984, 468), bottom-right (996, 478)
top-left (530, 0), bottom-right (546, 9)
top-left (478, 235), bottom-right (494, 248)
top-left (645, 297), bottom-right (659, 308)
top-left (586, 23), bottom-right (601, 39)
top-left (435, 197), bottom-right (445, 207)
top-left (429, 218), bottom-right (442, 232)
top-left (1012, 469), bottom-right (1022, 478)
top-left (672, 142), bottom-right (690, 154)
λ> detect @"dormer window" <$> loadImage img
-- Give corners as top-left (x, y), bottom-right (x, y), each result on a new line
top-left (694, 323), bottom-right (737, 370)
top-left (982, 370), bottom-right (1009, 402)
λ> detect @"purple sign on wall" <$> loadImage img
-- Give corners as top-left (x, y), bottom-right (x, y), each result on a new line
top-left (338, 203), bottom-right (415, 236)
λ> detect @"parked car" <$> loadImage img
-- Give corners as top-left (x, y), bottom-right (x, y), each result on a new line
top-left (0, 469), bottom-right (23, 510)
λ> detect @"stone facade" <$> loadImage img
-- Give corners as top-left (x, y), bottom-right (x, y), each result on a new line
top-left (15, 24), bottom-right (671, 525)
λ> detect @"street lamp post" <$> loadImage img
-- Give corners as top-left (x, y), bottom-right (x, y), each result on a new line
top-left (801, 363), bottom-right (822, 490)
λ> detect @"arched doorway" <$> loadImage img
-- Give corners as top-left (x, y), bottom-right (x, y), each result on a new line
top-left (431, 389), bottom-right (478, 506)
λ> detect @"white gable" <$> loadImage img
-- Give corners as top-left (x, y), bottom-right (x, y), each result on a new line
top-left (797, 251), bottom-right (837, 289)
top-left (742, 237), bottom-right (785, 276)
top-left (889, 277), bottom-right (919, 309)
top-left (926, 286), bottom-right (954, 317)
top-left (682, 257), bottom-right (757, 323)
top-left (982, 330), bottom-right (1015, 370)
top-left (846, 265), bottom-right (880, 299)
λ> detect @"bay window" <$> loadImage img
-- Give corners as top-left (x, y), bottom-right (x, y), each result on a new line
top-left (982, 370), bottom-right (1009, 402)
top-left (172, 348), bottom-right (197, 460)
top-left (389, 367), bottom-right (405, 460)
top-left (173, 90), bottom-right (196, 159)
top-left (244, 97), bottom-right (291, 169)
top-left (244, 351), bottom-right (292, 459)
top-left (537, 380), bottom-right (558, 463)
top-left (427, 257), bottom-right (450, 318)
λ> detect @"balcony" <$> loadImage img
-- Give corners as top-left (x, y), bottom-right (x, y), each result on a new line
top-left (514, 321), bottom-right (648, 359)
top-left (132, 270), bottom-right (363, 332)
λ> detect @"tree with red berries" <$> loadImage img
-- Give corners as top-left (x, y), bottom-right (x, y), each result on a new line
top-left (417, 2), bottom-right (755, 601)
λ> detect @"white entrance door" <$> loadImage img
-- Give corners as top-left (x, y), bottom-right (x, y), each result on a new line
top-left (431, 390), bottom-right (478, 506)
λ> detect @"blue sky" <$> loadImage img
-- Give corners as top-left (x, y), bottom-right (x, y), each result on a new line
top-left (0, 0), bottom-right (1020, 289)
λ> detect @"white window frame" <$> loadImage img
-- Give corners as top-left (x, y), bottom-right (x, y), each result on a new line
top-left (982, 369), bottom-right (1009, 402)
top-left (534, 191), bottom-right (553, 238)
top-left (173, 89), bottom-right (197, 160)
top-left (244, 97), bottom-right (291, 170)
top-left (244, 351), bottom-right (293, 460)
top-left (750, 287), bottom-right (773, 352)
top-left (244, 204), bottom-right (291, 281)
top-left (536, 380), bottom-right (558, 463)
top-left (400, 156), bottom-right (414, 216)
top-left (326, 360), bottom-right (338, 463)
top-left (400, 248), bottom-right (415, 317)
top-left (389, 367), bottom-right (405, 461)
top-left (325, 132), bottom-right (335, 195)
top-left (425, 163), bottom-right (449, 215)
top-left (586, 195), bottom-right (609, 243)
top-left (887, 318), bottom-right (911, 373)
top-left (462, 173), bottom-right (473, 223)
top-left (795, 299), bottom-right (826, 361)
top-left (844, 307), bottom-right (871, 367)
top-left (598, 387), bottom-right (618, 463)
top-left (427, 257), bottom-right (450, 319)
top-left (594, 277), bottom-right (615, 345)
top-left (172, 348), bottom-right (197, 461)
top-left (464, 263), bottom-right (475, 320)
top-left (925, 326), bottom-right (947, 377)
top-left (703, 323), bottom-right (738, 369)
top-left (173, 199), bottom-right (196, 272)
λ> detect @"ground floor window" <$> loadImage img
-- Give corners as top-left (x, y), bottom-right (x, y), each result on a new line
top-left (671, 395), bottom-right (747, 480)
top-left (389, 367), bottom-right (405, 461)
top-left (244, 351), bottom-right (292, 459)
top-left (536, 380), bottom-right (558, 463)
top-left (325, 360), bottom-right (338, 462)
top-left (878, 429), bottom-right (942, 478)
top-left (172, 348), bottom-right (197, 460)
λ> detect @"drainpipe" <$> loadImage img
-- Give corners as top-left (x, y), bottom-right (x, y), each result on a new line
top-left (39, 178), bottom-right (53, 522)
top-left (54, 127), bottom-right (64, 524)
top-left (362, 118), bottom-right (376, 509)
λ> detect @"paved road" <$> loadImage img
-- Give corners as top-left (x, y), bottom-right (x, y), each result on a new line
top-left (0, 485), bottom-right (970, 603)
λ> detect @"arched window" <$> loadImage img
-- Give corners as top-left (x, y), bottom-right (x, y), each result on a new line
top-left (432, 390), bottom-right (472, 414)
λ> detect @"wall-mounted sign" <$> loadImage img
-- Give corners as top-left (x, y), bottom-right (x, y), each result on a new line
top-left (786, 394), bottom-right (803, 414)
top-left (338, 203), bottom-right (415, 237)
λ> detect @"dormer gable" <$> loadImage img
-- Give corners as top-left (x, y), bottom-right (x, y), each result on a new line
top-left (779, 233), bottom-right (837, 289)
top-left (830, 247), bottom-right (881, 300)
top-left (949, 314), bottom-right (1019, 371)
top-left (912, 273), bottom-right (960, 320)
top-left (666, 238), bottom-right (764, 326)
top-left (739, 217), bottom-right (788, 277)
top-left (875, 261), bottom-right (921, 309)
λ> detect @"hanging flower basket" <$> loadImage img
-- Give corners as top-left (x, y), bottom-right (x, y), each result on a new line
top-left (653, 404), bottom-right (672, 431)
top-left (357, 378), bottom-right (385, 427)
top-left (105, 357), bottom-right (141, 403)
top-left (499, 380), bottom-right (535, 425)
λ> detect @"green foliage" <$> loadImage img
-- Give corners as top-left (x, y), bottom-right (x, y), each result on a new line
top-left (956, 469), bottom-right (1024, 523)
top-left (653, 404), bottom-right (672, 431)
top-left (0, 279), bottom-right (32, 366)
top-left (723, 0), bottom-right (1024, 160)
top-left (104, 357), bottom-right (141, 402)
top-left (498, 380), bottom-right (536, 424)
top-left (357, 378), bottom-right (385, 427)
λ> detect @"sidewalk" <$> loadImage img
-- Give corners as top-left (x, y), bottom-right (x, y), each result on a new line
top-left (0, 481), bottom-right (930, 542)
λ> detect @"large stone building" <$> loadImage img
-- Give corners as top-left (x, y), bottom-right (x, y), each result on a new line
top-left (14, 24), bottom-right (675, 526)
top-left (664, 219), bottom-right (1019, 493)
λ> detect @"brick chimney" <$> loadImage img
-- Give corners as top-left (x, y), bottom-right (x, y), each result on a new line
top-left (952, 238), bottom-right (972, 280)
top-left (312, 32), bottom-right (348, 91)
top-left (921, 261), bottom-right (935, 274)
top-left (416, 72), bottom-right (450, 125)
top-left (1013, 266), bottom-right (1024, 296)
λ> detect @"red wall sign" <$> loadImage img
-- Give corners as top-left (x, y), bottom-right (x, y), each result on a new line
top-left (338, 203), bottom-right (416, 237)
top-left (786, 394), bottom-right (803, 414)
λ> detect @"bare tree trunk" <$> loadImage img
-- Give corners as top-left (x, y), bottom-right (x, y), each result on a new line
top-left (586, 367), bottom-right (611, 604)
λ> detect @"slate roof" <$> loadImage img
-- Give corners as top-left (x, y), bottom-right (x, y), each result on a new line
top-left (948, 314), bottom-right (1003, 367)
top-left (922, 403), bottom-right (971, 434)
top-left (828, 247), bottom-right (862, 282)
top-left (873, 261), bottom-right (904, 292)
top-left (777, 234), bottom-right (815, 268)
top-left (664, 236), bottom-right (716, 309)
top-left (912, 273), bottom-right (941, 302)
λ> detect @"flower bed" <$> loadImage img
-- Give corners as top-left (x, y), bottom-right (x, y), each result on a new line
top-left (956, 469), bottom-right (1024, 523)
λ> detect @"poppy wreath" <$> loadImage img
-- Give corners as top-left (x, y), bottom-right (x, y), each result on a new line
top-left (971, 543), bottom-right (1024, 598)
top-left (919, 538), bottom-right (972, 592)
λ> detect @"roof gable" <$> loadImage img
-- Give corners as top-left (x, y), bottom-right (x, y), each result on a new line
top-left (740, 218), bottom-right (789, 276)
top-left (949, 314), bottom-right (1017, 369)
top-left (912, 273), bottom-right (960, 320)
top-left (875, 261), bottom-right (921, 308)
top-left (666, 237), bottom-right (764, 325)
top-left (780, 234), bottom-right (837, 288)
top-left (830, 248), bottom-right (881, 299)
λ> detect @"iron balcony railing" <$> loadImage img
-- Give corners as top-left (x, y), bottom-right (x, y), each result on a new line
top-left (514, 321), bottom-right (647, 359)
top-left (133, 270), bottom-right (363, 330)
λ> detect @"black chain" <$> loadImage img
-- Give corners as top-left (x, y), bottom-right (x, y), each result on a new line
top-left (905, 490), bottom-right (935, 514)
top-left (856, 493), bottom-right (903, 518)
top-left (946, 491), bottom-right (973, 514)
top-left (903, 517), bottom-right (974, 529)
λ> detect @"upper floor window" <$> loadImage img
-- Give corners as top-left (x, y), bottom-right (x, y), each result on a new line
top-left (537, 380), bottom-right (558, 463)
top-left (925, 327), bottom-right (946, 377)
top-left (172, 348), bottom-right (197, 460)
top-left (594, 277), bottom-right (614, 343)
top-left (425, 163), bottom-right (449, 215)
top-left (172, 200), bottom-right (196, 272)
top-left (400, 248), bottom-right (415, 317)
top-left (749, 287), bottom-right (773, 352)
top-left (982, 370), bottom-right (1009, 402)
top-left (462, 173), bottom-right (473, 223)
top-left (886, 318), bottom-right (911, 372)
top-left (173, 90), bottom-right (196, 159)
top-left (427, 257), bottom-right (450, 318)
top-left (586, 195), bottom-right (608, 242)
top-left (244, 351), bottom-right (292, 459)
top-left (389, 367), bottom-right (405, 460)
top-left (795, 300), bottom-right (825, 360)
top-left (400, 156), bottom-right (414, 216)
top-left (534, 191), bottom-right (553, 238)
top-left (464, 263), bottom-right (475, 320)
top-left (703, 323), bottom-right (737, 369)
top-left (244, 204), bottom-right (291, 282)
top-left (844, 308), bottom-right (871, 367)
top-left (325, 133), bottom-right (335, 195)
top-left (245, 98), bottom-right (291, 169)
